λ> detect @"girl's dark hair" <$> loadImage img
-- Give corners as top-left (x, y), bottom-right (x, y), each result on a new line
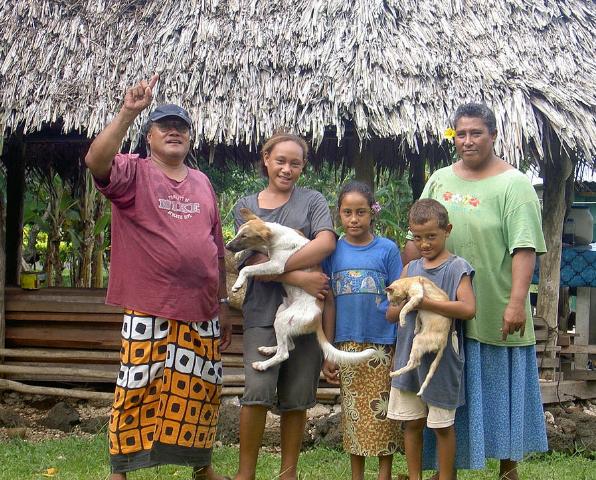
top-left (409, 199), bottom-right (450, 229)
top-left (337, 180), bottom-right (375, 209)
top-left (453, 103), bottom-right (497, 134)
top-left (259, 132), bottom-right (309, 176)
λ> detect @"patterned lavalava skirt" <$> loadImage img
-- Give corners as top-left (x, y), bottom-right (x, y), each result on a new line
top-left (109, 311), bottom-right (223, 474)
top-left (338, 341), bottom-right (400, 456)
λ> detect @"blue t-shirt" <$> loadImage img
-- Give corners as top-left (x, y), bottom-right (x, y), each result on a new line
top-left (322, 236), bottom-right (402, 345)
top-left (392, 255), bottom-right (475, 409)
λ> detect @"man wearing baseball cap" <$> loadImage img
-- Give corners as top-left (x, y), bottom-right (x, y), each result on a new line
top-left (85, 75), bottom-right (231, 480)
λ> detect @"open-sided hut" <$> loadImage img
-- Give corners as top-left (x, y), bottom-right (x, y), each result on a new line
top-left (0, 1), bottom-right (595, 400)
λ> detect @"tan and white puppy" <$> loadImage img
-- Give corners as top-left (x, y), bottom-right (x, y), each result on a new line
top-left (385, 276), bottom-right (451, 396)
top-left (227, 208), bottom-right (375, 371)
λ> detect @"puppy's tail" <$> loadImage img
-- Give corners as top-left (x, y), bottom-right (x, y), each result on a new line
top-left (417, 345), bottom-right (446, 396)
top-left (315, 324), bottom-right (376, 365)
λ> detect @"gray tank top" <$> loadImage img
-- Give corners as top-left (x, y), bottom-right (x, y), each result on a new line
top-left (391, 255), bottom-right (474, 409)
top-left (233, 187), bottom-right (334, 329)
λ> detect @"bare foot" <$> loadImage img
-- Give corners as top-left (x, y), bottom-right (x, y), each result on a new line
top-left (499, 459), bottom-right (518, 480)
top-left (193, 465), bottom-right (230, 480)
top-left (426, 472), bottom-right (457, 480)
top-left (109, 474), bottom-right (126, 480)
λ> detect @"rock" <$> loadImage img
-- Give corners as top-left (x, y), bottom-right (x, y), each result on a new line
top-left (544, 411), bottom-right (555, 425)
top-left (565, 405), bottom-right (583, 414)
top-left (574, 412), bottom-right (596, 451)
top-left (6, 427), bottom-right (27, 439)
top-left (29, 396), bottom-right (57, 410)
top-left (558, 417), bottom-right (576, 435)
top-left (80, 416), bottom-right (109, 434)
top-left (262, 411), bottom-right (281, 447)
top-left (41, 402), bottom-right (80, 432)
top-left (0, 407), bottom-right (29, 428)
top-left (4, 392), bottom-right (20, 406)
top-left (546, 423), bottom-right (575, 453)
top-left (309, 412), bottom-right (342, 449)
top-left (216, 400), bottom-right (241, 445)
top-left (308, 404), bottom-right (332, 418)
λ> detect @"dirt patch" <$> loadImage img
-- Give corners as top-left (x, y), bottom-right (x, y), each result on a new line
top-left (1, 390), bottom-right (594, 455)
top-left (0, 391), bottom-right (111, 442)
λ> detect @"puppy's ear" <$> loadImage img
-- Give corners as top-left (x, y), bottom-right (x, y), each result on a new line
top-left (260, 229), bottom-right (272, 243)
top-left (385, 286), bottom-right (394, 294)
top-left (240, 208), bottom-right (258, 221)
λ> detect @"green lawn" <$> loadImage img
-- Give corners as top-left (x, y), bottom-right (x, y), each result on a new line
top-left (0, 434), bottom-right (594, 479)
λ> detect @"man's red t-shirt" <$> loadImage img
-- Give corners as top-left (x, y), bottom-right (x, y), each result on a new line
top-left (96, 154), bottom-right (224, 323)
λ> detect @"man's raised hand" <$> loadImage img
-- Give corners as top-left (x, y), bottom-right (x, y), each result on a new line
top-left (122, 74), bottom-right (159, 117)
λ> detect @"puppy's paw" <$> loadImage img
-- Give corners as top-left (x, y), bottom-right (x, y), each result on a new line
top-left (258, 346), bottom-right (277, 356)
top-left (252, 361), bottom-right (268, 371)
top-left (231, 279), bottom-right (244, 292)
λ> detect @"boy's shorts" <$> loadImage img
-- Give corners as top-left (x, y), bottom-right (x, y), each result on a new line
top-left (387, 387), bottom-right (456, 428)
top-left (241, 326), bottom-right (323, 411)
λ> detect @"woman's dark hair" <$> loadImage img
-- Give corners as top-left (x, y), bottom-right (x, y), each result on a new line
top-left (259, 133), bottom-right (309, 176)
top-left (453, 103), bottom-right (497, 134)
top-left (337, 180), bottom-right (375, 209)
top-left (409, 199), bottom-right (450, 230)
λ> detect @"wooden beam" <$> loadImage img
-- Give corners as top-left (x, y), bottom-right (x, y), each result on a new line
top-left (560, 344), bottom-right (596, 355)
top-left (540, 379), bottom-right (596, 404)
top-left (408, 150), bottom-right (426, 201)
top-left (4, 129), bottom-right (25, 285)
top-left (0, 378), bottom-right (114, 401)
top-left (0, 364), bottom-right (247, 385)
top-left (574, 287), bottom-right (591, 368)
top-left (536, 134), bottom-right (574, 376)
top-left (352, 139), bottom-right (375, 189)
top-left (0, 179), bottom-right (5, 366)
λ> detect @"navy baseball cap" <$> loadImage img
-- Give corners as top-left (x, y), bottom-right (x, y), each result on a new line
top-left (148, 104), bottom-right (192, 128)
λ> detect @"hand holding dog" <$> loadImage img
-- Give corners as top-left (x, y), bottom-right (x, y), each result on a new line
top-left (296, 271), bottom-right (330, 299)
top-left (322, 359), bottom-right (340, 385)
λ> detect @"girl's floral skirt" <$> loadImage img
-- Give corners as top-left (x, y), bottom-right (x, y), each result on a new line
top-left (338, 342), bottom-right (400, 456)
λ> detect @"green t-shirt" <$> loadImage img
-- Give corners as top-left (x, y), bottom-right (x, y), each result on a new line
top-left (417, 166), bottom-right (546, 346)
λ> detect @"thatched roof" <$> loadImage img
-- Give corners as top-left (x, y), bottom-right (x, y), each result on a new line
top-left (1, 0), bottom-right (595, 165)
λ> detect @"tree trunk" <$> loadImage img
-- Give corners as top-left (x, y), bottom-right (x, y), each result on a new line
top-left (4, 130), bottom-right (25, 285)
top-left (536, 137), bottom-right (574, 378)
top-left (43, 176), bottom-right (66, 287)
top-left (91, 195), bottom-right (107, 288)
top-left (78, 171), bottom-right (96, 287)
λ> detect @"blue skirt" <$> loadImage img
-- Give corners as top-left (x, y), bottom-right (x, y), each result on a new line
top-left (422, 339), bottom-right (548, 470)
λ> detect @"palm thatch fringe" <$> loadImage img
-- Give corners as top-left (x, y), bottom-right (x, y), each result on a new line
top-left (0, 1), bottom-right (594, 164)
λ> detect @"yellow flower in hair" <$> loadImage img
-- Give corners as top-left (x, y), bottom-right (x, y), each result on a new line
top-left (444, 127), bottom-right (456, 140)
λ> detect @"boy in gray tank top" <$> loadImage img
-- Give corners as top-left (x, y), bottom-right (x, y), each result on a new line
top-left (386, 199), bottom-right (475, 480)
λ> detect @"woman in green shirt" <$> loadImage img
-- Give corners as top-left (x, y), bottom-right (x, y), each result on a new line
top-left (403, 103), bottom-right (548, 480)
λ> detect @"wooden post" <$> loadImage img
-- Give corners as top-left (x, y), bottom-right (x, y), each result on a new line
top-left (408, 150), bottom-right (426, 201)
top-left (0, 181), bottom-right (6, 361)
top-left (4, 129), bottom-right (25, 285)
top-left (353, 140), bottom-right (375, 190)
top-left (536, 136), bottom-right (573, 377)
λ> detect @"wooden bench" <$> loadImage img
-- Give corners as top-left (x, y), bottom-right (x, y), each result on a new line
top-left (2, 287), bottom-right (245, 384)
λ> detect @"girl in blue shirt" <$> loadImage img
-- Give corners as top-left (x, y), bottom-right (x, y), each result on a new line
top-left (322, 180), bottom-right (402, 480)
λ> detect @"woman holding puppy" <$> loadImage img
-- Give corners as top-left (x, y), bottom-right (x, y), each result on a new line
top-left (231, 133), bottom-right (336, 480)
top-left (321, 180), bottom-right (403, 480)
top-left (404, 103), bottom-right (548, 479)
